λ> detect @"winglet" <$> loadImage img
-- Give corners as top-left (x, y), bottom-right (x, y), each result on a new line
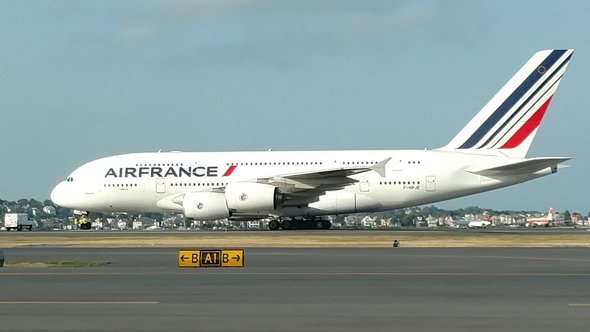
top-left (371, 157), bottom-right (391, 177)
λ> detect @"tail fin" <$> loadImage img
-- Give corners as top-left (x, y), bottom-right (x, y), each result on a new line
top-left (441, 49), bottom-right (574, 158)
top-left (547, 208), bottom-right (554, 221)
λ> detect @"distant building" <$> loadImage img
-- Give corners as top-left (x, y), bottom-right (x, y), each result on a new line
top-left (117, 220), bottom-right (128, 230)
top-left (43, 206), bottom-right (56, 216)
top-left (376, 217), bottom-right (393, 228)
top-left (247, 221), bottom-right (261, 229)
top-left (414, 215), bottom-right (427, 227)
top-left (92, 220), bottom-right (104, 230)
top-left (425, 215), bottom-right (438, 227)
top-left (571, 212), bottom-right (583, 224)
top-left (344, 215), bottom-right (359, 228)
top-left (361, 216), bottom-right (376, 228)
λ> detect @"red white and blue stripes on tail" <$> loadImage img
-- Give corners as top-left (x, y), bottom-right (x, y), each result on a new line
top-left (442, 49), bottom-right (573, 158)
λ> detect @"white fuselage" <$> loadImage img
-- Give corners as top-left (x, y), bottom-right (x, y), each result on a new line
top-left (527, 217), bottom-right (553, 227)
top-left (50, 50), bottom-right (573, 222)
top-left (51, 149), bottom-right (554, 219)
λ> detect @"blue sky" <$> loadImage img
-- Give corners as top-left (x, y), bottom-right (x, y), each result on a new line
top-left (1, 1), bottom-right (588, 213)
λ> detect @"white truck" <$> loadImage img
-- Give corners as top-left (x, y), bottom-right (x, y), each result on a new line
top-left (4, 213), bottom-right (33, 231)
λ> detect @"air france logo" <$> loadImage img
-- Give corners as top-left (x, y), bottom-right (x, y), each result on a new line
top-left (104, 165), bottom-right (237, 178)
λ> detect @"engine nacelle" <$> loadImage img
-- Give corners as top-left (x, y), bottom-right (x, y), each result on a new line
top-left (225, 182), bottom-right (280, 213)
top-left (182, 192), bottom-right (230, 220)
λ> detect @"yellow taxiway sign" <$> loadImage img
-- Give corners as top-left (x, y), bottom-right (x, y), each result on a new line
top-left (178, 249), bottom-right (244, 268)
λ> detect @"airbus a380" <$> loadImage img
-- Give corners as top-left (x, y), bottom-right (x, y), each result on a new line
top-left (51, 49), bottom-right (574, 230)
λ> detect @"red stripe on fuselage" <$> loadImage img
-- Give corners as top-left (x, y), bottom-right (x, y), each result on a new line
top-left (223, 165), bottom-right (237, 176)
top-left (500, 96), bottom-right (553, 149)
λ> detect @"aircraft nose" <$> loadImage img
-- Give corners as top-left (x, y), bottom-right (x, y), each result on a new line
top-left (51, 181), bottom-right (71, 207)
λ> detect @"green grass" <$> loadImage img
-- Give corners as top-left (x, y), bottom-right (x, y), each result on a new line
top-left (6, 261), bottom-right (111, 268)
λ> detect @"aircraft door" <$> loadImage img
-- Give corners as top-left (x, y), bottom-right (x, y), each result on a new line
top-left (156, 178), bottom-right (166, 193)
top-left (426, 176), bottom-right (436, 192)
top-left (360, 176), bottom-right (370, 192)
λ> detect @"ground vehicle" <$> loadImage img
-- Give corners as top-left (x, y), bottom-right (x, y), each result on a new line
top-left (4, 213), bottom-right (33, 231)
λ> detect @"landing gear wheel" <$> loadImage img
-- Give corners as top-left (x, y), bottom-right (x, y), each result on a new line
top-left (268, 220), bottom-right (280, 231)
top-left (281, 220), bottom-right (292, 230)
top-left (321, 220), bottom-right (331, 230)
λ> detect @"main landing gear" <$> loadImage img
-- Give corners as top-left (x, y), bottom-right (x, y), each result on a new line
top-left (268, 218), bottom-right (331, 231)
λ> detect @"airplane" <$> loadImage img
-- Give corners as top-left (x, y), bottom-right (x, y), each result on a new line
top-left (450, 215), bottom-right (492, 229)
top-left (51, 49), bottom-right (574, 231)
top-left (526, 208), bottom-right (555, 227)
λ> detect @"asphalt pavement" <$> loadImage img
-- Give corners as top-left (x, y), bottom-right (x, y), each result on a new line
top-left (1, 247), bottom-right (589, 332)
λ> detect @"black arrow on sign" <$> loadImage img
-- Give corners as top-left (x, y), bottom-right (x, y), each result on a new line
top-left (232, 255), bottom-right (241, 262)
top-left (181, 255), bottom-right (188, 262)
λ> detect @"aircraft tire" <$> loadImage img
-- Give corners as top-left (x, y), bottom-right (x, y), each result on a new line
top-left (268, 220), bottom-right (280, 231)
top-left (281, 220), bottom-right (292, 230)
top-left (321, 220), bottom-right (331, 230)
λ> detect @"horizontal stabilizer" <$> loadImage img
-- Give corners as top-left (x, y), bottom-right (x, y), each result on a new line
top-left (467, 157), bottom-right (570, 176)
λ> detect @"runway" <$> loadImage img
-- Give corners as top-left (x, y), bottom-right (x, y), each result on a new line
top-left (1, 247), bottom-right (590, 332)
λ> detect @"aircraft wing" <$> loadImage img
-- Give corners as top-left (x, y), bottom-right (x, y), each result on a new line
top-left (158, 158), bottom-right (391, 210)
top-left (467, 157), bottom-right (570, 177)
top-left (250, 158), bottom-right (390, 207)
top-left (257, 157), bottom-right (390, 193)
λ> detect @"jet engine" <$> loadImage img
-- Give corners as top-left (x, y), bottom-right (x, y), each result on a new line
top-left (182, 192), bottom-right (230, 220)
top-left (225, 182), bottom-right (281, 213)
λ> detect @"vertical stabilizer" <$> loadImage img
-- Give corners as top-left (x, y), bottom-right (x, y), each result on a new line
top-left (440, 49), bottom-right (574, 158)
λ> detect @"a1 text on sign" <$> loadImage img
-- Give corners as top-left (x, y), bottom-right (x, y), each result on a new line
top-left (178, 249), bottom-right (244, 268)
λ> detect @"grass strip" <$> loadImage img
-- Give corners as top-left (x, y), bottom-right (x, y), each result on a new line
top-left (6, 261), bottom-right (111, 268)
top-left (1, 231), bottom-right (590, 248)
